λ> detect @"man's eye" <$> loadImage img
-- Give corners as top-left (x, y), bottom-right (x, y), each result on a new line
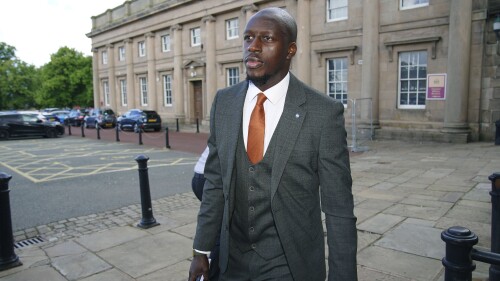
top-left (262, 36), bottom-right (273, 42)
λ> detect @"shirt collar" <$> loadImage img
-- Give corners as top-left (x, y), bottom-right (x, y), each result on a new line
top-left (247, 73), bottom-right (290, 104)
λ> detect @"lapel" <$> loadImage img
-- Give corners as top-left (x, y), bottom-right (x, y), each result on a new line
top-left (270, 74), bottom-right (307, 200)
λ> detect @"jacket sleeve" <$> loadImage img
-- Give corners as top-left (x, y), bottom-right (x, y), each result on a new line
top-left (319, 101), bottom-right (358, 281)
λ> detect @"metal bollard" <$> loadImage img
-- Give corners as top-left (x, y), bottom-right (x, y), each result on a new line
top-left (165, 127), bottom-right (171, 149)
top-left (176, 118), bottom-right (179, 132)
top-left (134, 155), bottom-right (159, 229)
top-left (138, 127), bottom-right (143, 145)
top-left (196, 118), bottom-right (200, 133)
top-left (67, 123), bottom-right (72, 136)
top-left (441, 226), bottom-right (478, 281)
top-left (96, 124), bottom-right (100, 140)
top-left (0, 173), bottom-right (22, 271)
top-left (81, 123), bottom-right (85, 138)
top-left (489, 172), bottom-right (500, 280)
top-left (116, 124), bottom-right (120, 142)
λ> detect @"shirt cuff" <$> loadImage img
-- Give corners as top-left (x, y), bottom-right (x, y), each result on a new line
top-left (193, 249), bottom-right (210, 256)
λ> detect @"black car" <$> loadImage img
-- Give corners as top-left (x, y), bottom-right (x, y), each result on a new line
top-left (0, 112), bottom-right (64, 140)
top-left (84, 108), bottom-right (117, 129)
top-left (118, 109), bottom-right (162, 132)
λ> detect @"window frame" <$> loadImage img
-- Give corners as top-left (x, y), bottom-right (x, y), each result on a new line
top-left (327, 0), bottom-right (348, 22)
top-left (161, 34), bottom-right (171, 52)
top-left (226, 18), bottom-right (239, 40)
top-left (400, 0), bottom-right (429, 10)
top-left (163, 74), bottom-right (173, 106)
top-left (103, 80), bottom-right (110, 106)
top-left (102, 51), bottom-right (108, 64)
top-left (397, 50), bottom-right (427, 109)
top-left (191, 27), bottom-right (201, 47)
top-left (226, 67), bottom-right (240, 86)
top-left (118, 46), bottom-right (125, 61)
top-left (138, 41), bottom-right (146, 57)
top-left (120, 79), bottom-right (127, 106)
top-left (139, 77), bottom-right (148, 106)
top-left (326, 57), bottom-right (349, 106)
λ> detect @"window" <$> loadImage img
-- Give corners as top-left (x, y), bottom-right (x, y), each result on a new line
top-left (118, 46), bottom-right (125, 61)
top-left (226, 18), bottom-right (239, 40)
top-left (140, 77), bottom-right (148, 106)
top-left (327, 0), bottom-right (348, 22)
top-left (398, 51), bottom-right (427, 109)
top-left (227, 67), bottom-right (239, 86)
top-left (191, 27), bottom-right (201, 46)
top-left (161, 35), bottom-right (171, 52)
top-left (120, 79), bottom-right (127, 106)
top-left (103, 80), bottom-right (110, 106)
top-left (138, 41), bottom-right (146, 57)
top-left (163, 75), bottom-right (173, 106)
top-left (400, 0), bottom-right (429, 10)
top-left (327, 58), bottom-right (348, 105)
top-left (102, 51), bottom-right (108, 64)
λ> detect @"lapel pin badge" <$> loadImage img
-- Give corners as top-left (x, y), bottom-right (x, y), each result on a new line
top-left (295, 113), bottom-right (300, 118)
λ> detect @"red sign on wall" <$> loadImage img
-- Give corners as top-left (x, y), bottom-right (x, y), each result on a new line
top-left (427, 73), bottom-right (447, 100)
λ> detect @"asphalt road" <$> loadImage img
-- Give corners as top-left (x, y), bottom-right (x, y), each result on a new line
top-left (0, 132), bottom-right (207, 232)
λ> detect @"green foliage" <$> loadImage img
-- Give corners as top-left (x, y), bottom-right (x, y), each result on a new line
top-left (0, 42), bottom-right (38, 110)
top-left (0, 43), bottom-right (94, 111)
top-left (36, 47), bottom-right (93, 108)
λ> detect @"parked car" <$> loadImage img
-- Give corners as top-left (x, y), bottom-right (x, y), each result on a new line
top-left (118, 109), bottom-right (162, 132)
top-left (67, 109), bottom-right (87, 126)
top-left (0, 112), bottom-right (64, 140)
top-left (84, 108), bottom-right (117, 129)
top-left (51, 110), bottom-right (70, 125)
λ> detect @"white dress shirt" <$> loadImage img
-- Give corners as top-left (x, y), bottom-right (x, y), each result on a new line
top-left (243, 73), bottom-right (290, 155)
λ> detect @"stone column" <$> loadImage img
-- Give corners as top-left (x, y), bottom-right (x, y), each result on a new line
top-left (242, 4), bottom-right (258, 25)
top-left (360, 0), bottom-right (380, 127)
top-left (92, 48), bottom-right (100, 109)
top-left (146, 32), bottom-right (157, 111)
top-left (124, 38), bottom-right (135, 109)
top-left (107, 44), bottom-right (116, 110)
top-left (296, 0), bottom-right (311, 84)
top-left (442, 1), bottom-right (472, 138)
top-left (172, 24), bottom-right (185, 121)
top-left (203, 15), bottom-right (216, 121)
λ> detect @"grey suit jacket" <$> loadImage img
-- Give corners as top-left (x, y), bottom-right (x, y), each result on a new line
top-left (193, 74), bottom-right (357, 281)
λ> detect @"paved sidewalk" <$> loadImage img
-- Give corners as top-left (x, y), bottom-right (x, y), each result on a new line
top-left (1, 139), bottom-right (498, 281)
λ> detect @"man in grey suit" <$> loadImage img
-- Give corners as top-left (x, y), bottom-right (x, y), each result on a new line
top-left (189, 7), bottom-right (357, 281)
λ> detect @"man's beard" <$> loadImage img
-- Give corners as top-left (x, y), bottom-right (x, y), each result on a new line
top-left (246, 73), bottom-right (271, 87)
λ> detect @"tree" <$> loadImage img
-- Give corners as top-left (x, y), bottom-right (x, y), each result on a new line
top-left (36, 47), bottom-right (93, 108)
top-left (0, 42), bottom-right (38, 110)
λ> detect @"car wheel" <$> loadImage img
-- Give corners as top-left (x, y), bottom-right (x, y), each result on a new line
top-left (0, 129), bottom-right (9, 140)
top-left (46, 128), bottom-right (57, 138)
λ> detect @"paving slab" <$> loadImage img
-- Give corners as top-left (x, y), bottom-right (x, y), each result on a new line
top-left (75, 226), bottom-right (147, 252)
top-left (384, 202), bottom-right (451, 221)
top-left (357, 266), bottom-right (412, 281)
top-left (137, 260), bottom-right (192, 281)
top-left (357, 213), bottom-right (404, 234)
top-left (374, 222), bottom-right (444, 259)
top-left (52, 251), bottom-right (112, 281)
top-left (0, 266), bottom-right (67, 281)
top-left (80, 268), bottom-right (135, 281)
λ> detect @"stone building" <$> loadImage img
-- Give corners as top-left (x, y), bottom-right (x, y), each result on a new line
top-left (87, 0), bottom-right (500, 143)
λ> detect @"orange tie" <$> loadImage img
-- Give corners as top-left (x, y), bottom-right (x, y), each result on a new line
top-left (247, 93), bottom-right (267, 164)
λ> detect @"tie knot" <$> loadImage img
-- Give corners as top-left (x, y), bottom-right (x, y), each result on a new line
top-left (256, 93), bottom-right (267, 106)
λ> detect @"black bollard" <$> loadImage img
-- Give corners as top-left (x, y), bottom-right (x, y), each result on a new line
top-left (67, 123), bottom-right (72, 136)
top-left (81, 123), bottom-right (85, 138)
top-left (441, 226), bottom-right (478, 281)
top-left (489, 172), bottom-right (500, 280)
top-left (116, 124), bottom-right (120, 142)
top-left (176, 118), bottom-right (179, 132)
top-left (0, 173), bottom-right (22, 271)
top-left (165, 127), bottom-right (171, 149)
top-left (134, 155), bottom-right (159, 229)
top-left (138, 127), bottom-right (143, 145)
top-left (96, 124), bottom-right (100, 140)
top-left (196, 118), bottom-right (200, 133)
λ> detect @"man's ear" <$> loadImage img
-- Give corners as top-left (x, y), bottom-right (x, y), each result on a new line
top-left (287, 42), bottom-right (297, 59)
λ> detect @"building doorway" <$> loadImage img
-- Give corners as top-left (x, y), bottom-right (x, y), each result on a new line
top-left (193, 81), bottom-right (203, 122)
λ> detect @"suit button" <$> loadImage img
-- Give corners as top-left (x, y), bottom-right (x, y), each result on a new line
top-left (249, 167), bottom-right (254, 172)
top-left (249, 186), bottom-right (254, 191)
top-left (249, 206), bottom-right (254, 212)
top-left (249, 227), bottom-right (254, 232)
top-left (251, 244), bottom-right (256, 249)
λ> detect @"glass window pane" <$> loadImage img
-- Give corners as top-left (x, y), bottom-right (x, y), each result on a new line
top-left (400, 81), bottom-right (408, 92)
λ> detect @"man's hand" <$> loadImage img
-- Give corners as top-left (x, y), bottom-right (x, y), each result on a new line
top-left (188, 254), bottom-right (209, 281)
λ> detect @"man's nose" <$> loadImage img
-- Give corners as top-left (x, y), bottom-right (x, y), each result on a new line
top-left (247, 39), bottom-right (261, 52)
